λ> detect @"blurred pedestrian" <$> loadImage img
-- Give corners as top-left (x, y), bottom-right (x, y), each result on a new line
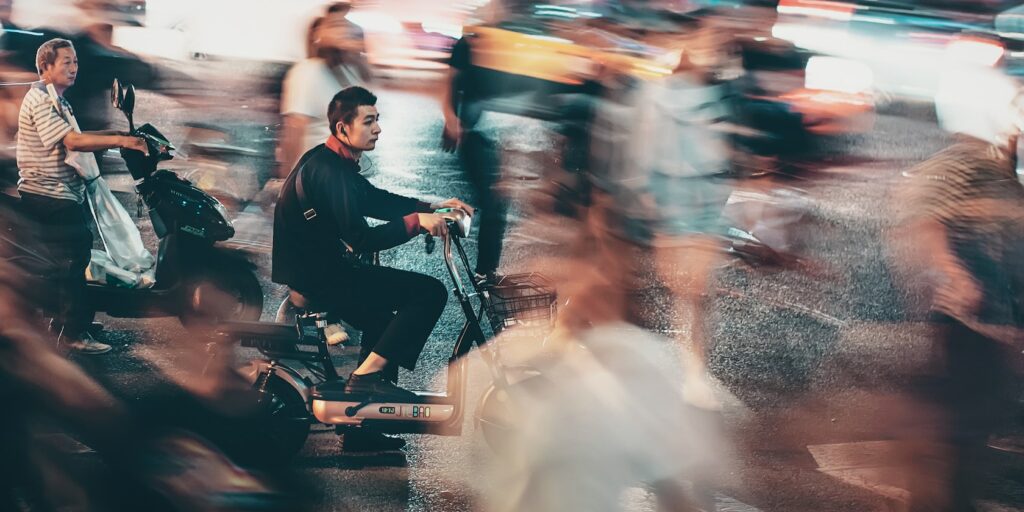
top-left (324, 1), bottom-right (372, 79)
top-left (892, 67), bottom-right (1024, 511)
top-left (276, 3), bottom-right (370, 178)
top-left (484, 323), bottom-right (725, 512)
top-left (570, 47), bottom-right (733, 410)
top-left (441, 33), bottom-right (509, 284)
top-left (0, 195), bottom-right (289, 512)
top-left (640, 50), bottom-right (733, 410)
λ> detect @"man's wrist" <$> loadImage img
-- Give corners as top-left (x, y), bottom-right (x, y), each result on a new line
top-left (404, 213), bottom-right (422, 237)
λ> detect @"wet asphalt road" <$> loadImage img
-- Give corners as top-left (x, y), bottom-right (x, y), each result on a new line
top-left (65, 74), bottom-right (1024, 511)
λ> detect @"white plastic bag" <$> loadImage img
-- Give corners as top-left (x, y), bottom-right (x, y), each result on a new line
top-left (46, 84), bottom-right (156, 280)
top-left (86, 249), bottom-right (156, 288)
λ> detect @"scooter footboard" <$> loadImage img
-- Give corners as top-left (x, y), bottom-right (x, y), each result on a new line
top-left (311, 399), bottom-right (457, 426)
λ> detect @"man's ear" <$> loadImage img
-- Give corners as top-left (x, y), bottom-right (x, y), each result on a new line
top-left (336, 122), bottom-right (346, 135)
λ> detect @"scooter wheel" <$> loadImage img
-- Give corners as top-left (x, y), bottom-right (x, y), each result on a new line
top-left (476, 367), bottom-right (550, 454)
top-left (180, 268), bottom-right (263, 332)
top-left (224, 376), bottom-right (310, 468)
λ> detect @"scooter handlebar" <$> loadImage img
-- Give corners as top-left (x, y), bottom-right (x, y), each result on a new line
top-left (436, 208), bottom-right (472, 239)
top-left (424, 207), bottom-right (472, 254)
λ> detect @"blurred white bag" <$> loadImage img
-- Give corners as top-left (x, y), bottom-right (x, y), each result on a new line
top-left (46, 84), bottom-right (155, 286)
top-left (86, 249), bottom-right (156, 288)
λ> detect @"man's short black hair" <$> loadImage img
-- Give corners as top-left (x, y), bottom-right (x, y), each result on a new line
top-left (327, 86), bottom-right (377, 136)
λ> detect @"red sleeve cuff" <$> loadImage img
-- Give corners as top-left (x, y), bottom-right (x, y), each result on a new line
top-left (416, 201), bottom-right (433, 213)
top-left (403, 213), bottom-right (421, 237)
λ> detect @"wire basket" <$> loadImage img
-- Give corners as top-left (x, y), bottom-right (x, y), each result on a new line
top-left (482, 273), bottom-right (556, 337)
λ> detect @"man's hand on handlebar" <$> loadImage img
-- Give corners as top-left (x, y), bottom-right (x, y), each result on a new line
top-left (417, 213), bottom-right (449, 237)
top-left (430, 198), bottom-right (475, 217)
top-left (121, 135), bottom-right (149, 154)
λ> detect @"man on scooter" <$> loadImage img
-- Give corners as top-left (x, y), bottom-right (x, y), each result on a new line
top-left (273, 86), bottom-right (472, 451)
top-left (16, 38), bottom-right (148, 355)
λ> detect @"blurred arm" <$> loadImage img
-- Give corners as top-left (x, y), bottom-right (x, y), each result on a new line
top-left (276, 114), bottom-right (311, 178)
top-left (63, 131), bottom-right (140, 153)
top-left (442, 67), bottom-right (460, 131)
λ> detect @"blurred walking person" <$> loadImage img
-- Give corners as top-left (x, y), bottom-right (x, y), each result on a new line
top-left (277, 2), bottom-right (370, 178)
top-left (441, 34), bottom-right (508, 284)
top-left (484, 324), bottom-right (724, 512)
top-left (639, 50), bottom-right (734, 410)
top-left (570, 46), bottom-right (734, 409)
top-left (892, 66), bottom-right (1024, 511)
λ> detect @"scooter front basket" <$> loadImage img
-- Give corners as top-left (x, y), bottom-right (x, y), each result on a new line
top-left (482, 273), bottom-right (556, 338)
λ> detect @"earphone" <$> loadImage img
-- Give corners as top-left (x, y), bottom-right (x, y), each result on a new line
top-left (334, 123), bottom-right (374, 174)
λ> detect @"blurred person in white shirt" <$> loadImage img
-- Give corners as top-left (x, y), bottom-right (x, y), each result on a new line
top-left (276, 2), bottom-right (370, 178)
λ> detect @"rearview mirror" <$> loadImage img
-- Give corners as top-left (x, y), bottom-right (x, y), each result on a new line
top-left (110, 79), bottom-right (123, 109)
top-left (111, 79), bottom-right (137, 131)
top-left (111, 79), bottom-right (136, 116)
top-left (121, 83), bottom-right (136, 117)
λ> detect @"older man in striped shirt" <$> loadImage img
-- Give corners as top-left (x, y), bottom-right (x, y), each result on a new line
top-left (17, 38), bottom-right (147, 354)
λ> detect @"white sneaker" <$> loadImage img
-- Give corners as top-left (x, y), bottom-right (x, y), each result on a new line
top-left (64, 332), bottom-right (113, 355)
top-left (324, 323), bottom-right (350, 346)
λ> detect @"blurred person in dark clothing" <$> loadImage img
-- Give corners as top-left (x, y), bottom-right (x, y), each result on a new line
top-left (0, 197), bottom-right (288, 512)
top-left (441, 34), bottom-right (509, 284)
top-left (893, 68), bottom-right (1024, 511)
top-left (276, 2), bottom-right (371, 178)
top-left (273, 86), bottom-right (472, 451)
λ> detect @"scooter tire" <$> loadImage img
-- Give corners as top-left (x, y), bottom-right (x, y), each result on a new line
top-left (227, 376), bottom-right (310, 468)
top-left (180, 268), bottom-right (263, 332)
top-left (476, 367), bottom-right (551, 454)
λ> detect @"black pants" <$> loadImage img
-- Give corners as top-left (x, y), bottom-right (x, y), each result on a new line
top-left (908, 316), bottom-right (1019, 512)
top-left (19, 192), bottom-right (94, 338)
top-left (303, 265), bottom-right (447, 379)
top-left (459, 131), bottom-right (508, 275)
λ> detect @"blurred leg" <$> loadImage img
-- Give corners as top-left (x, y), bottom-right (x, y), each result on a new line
top-left (459, 131), bottom-right (507, 275)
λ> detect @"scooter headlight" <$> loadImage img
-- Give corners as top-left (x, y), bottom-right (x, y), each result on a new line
top-left (211, 198), bottom-right (232, 228)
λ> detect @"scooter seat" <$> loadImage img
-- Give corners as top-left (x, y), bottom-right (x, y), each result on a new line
top-left (216, 320), bottom-right (295, 341)
top-left (310, 380), bottom-right (449, 404)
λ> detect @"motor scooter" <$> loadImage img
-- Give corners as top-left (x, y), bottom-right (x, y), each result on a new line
top-left (0, 80), bottom-right (263, 331)
top-left (208, 209), bottom-right (556, 460)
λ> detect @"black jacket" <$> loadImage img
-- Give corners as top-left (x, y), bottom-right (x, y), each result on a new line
top-left (272, 143), bottom-right (429, 292)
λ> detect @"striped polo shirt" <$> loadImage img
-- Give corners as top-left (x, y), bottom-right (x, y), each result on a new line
top-left (904, 136), bottom-right (1024, 343)
top-left (16, 83), bottom-right (83, 203)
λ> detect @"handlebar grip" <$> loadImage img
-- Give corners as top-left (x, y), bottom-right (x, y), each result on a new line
top-left (133, 131), bottom-right (173, 160)
top-left (424, 234), bottom-right (435, 254)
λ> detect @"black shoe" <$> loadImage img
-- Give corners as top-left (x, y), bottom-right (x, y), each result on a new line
top-left (341, 430), bottom-right (406, 452)
top-left (473, 271), bottom-right (503, 288)
top-left (344, 372), bottom-right (419, 401)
